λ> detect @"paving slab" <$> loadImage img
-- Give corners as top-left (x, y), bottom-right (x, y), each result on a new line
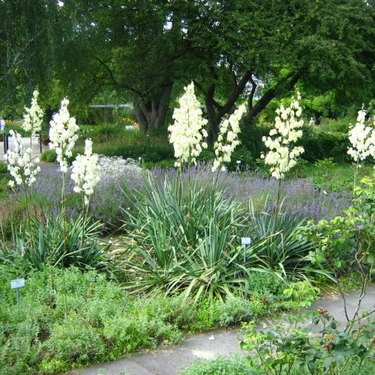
top-left (71, 285), bottom-right (375, 375)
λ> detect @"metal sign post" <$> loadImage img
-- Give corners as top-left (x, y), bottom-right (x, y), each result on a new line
top-left (10, 279), bottom-right (25, 306)
top-left (241, 237), bottom-right (251, 263)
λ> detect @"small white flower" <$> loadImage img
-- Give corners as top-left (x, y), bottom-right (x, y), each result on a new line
top-left (261, 93), bottom-right (304, 180)
top-left (71, 139), bottom-right (100, 206)
top-left (5, 130), bottom-right (40, 188)
top-left (23, 89), bottom-right (44, 136)
top-left (347, 108), bottom-right (375, 163)
top-left (49, 98), bottom-right (79, 173)
top-left (168, 82), bottom-right (208, 167)
top-left (212, 104), bottom-right (246, 172)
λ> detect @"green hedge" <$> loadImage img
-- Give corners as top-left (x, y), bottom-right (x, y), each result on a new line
top-left (241, 124), bottom-right (350, 163)
top-left (93, 143), bottom-right (174, 162)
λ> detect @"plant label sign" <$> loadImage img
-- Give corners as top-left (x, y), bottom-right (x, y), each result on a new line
top-left (241, 237), bottom-right (251, 246)
top-left (10, 279), bottom-right (25, 290)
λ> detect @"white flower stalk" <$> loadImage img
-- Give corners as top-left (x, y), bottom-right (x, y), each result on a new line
top-left (369, 118), bottom-right (375, 167)
top-left (347, 109), bottom-right (375, 164)
top-left (168, 82), bottom-right (208, 168)
top-left (49, 98), bottom-right (79, 173)
top-left (212, 104), bottom-right (246, 172)
top-left (23, 89), bottom-right (44, 136)
top-left (71, 139), bottom-right (100, 206)
top-left (5, 130), bottom-right (40, 188)
top-left (261, 93), bottom-right (304, 180)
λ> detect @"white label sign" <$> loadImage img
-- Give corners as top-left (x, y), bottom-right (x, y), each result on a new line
top-left (10, 279), bottom-right (25, 289)
top-left (241, 237), bottom-right (251, 246)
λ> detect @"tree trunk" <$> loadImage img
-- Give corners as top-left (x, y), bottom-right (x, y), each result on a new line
top-left (134, 85), bottom-right (172, 134)
top-left (201, 70), bottom-right (252, 145)
top-left (245, 71), bottom-right (302, 126)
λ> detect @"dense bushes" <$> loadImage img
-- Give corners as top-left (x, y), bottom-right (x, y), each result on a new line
top-left (0, 266), bottom-right (317, 374)
top-left (241, 122), bottom-right (350, 164)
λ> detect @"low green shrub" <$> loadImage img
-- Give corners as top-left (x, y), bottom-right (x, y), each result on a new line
top-left (0, 215), bottom-right (111, 273)
top-left (92, 143), bottom-right (174, 162)
top-left (299, 127), bottom-right (350, 163)
top-left (241, 122), bottom-right (350, 163)
top-left (40, 149), bottom-right (57, 163)
top-left (1, 266), bottom-right (287, 374)
top-left (180, 355), bottom-right (255, 375)
top-left (241, 310), bottom-right (375, 375)
top-left (123, 177), bottom-right (250, 301)
top-left (0, 267), bottom-right (191, 374)
top-left (245, 200), bottom-right (313, 279)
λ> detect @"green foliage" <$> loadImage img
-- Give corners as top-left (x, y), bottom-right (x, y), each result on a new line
top-left (3, 123), bottom-right (31, 137)
top-left (180, 355), bottom-right (255, 375)
top-left (241, 310), bottom-right (375, 375)
top-left (299, 127), bottom-right (350, 163)
top-left (0, 215), bottom-right (111, 273)
top-left (303, 176), bottom-right (375, 278)
top-left (242, 123), bottom-right (350, 164)
top-left (40, 149), bottom-right (57, 163)
top-left (246, 200), bottom-right (313, 279)
top-left (0, 162), bottom-right (10, 200)
top-left (92, 142), bottom-right (174, 163)
top-left (0, 267), bottom-right (196, 374)
top-left (123, 177), bottom-right (256, 301)
top-left (317, 116), bottom-right (353, 134)
top-left (0, 265), bottom-right (315, 375)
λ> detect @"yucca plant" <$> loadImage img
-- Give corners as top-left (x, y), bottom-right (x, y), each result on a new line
top-left (245, 199), bottom-right (312, 279)
top-left (0, 215), bottom-right (110, 272)
top-left (122, 177), bottom-right (259, 301)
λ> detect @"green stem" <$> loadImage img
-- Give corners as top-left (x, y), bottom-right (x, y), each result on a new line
top-left (276, 178), bottom-right (282, 214)
top-left (353, 162), bottom-right (359, 196)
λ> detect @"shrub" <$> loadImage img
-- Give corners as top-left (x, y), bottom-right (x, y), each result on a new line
top-left (123, 177), bottom-right (254, 301)
top-left (240, 121), bottom-right (350, 163)
top-left (40, 149), bottom-right (57, 163)
top-left (299, 127), bottom-right (350, 163)
top-left (0, 215), bottom-right (111, 273)
top-left (245, 200), bottom-right (313, 279)
top-left (92, 143), bottom-right (174, 162)
top-left (180, 355), bottom-right (255, 375)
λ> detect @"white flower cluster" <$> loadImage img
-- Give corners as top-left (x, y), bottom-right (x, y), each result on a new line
top-left (23, 89), bottom-right (44, 135)
top-left (5, 130), bottom-right (40, 188)
top-left (168, 82), bottom-right (208, 167)
top-left (347, 109), bottom-right (375, 164)
top-left (49, 98), bottom-right (79, 173)
top-left (71, 139), bottom-right (100, 206)
top-left (261, 93), bottom-right (304, 180)
top-left (212, 104), bottom-right (246, 172)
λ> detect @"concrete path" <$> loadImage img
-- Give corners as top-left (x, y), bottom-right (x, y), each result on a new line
top-left (71, 285), bottom-right (375, 375)
top-left (0, 136), bottom-right (46, 161)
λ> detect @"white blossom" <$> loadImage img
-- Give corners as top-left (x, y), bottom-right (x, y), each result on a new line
top-left (5, 130), bottom-right (40, 188)
top-left (347, 108), bottom-right (375, 164)
top-left (71, 139), bottom-right (100, 206)
top-left (49, 98), bottom-right (79, 173)
top-left (212, 104), bottom-right (246, 172)
top-left (168, 82), bottom-right (208, 167)
top-left (23, 89), bottom-right (44, 135)
top-left (261, 93), bottom-right (304, 180)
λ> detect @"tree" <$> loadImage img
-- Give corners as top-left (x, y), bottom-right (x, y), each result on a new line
top-left (0, 0), bottom-right (58, 116)
top-left (184, 0), bottom-right (375, 140)
top-left (56, 0), bottom-right (192, 132)
top-left (52, 0), bottom-right (375, 140)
